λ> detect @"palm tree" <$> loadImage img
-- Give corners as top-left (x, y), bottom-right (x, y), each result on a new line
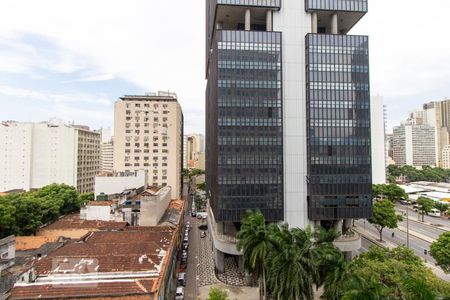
top-left (400, 276), bottom-right (437, 300)
top-left (266, 224), bottom-right (317, 300)
top-left (237, 210), bottom-right (271, 299)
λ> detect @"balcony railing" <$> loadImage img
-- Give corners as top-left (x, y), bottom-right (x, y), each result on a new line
top-left (217, 0), bottom-right (280, 8)
top-left (306, 0), bottom-right (367, 12)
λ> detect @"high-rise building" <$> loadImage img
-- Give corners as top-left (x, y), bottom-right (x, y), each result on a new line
top-left (206, 0), bottom-right (371, 269)
top-left (371, 96), bottom-right (386, 183)
top-left (0, 120), bottom-right (100, 193)
top-left (184, 133), bottom-right (205, 170)
top-left (113, 92), bottom-right (183, 199)
top-left (100, 128), bottom-right (114, 173)
top-left (392, 123), bottom-right (436, 167)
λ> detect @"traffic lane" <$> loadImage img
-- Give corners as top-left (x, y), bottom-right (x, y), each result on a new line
top-left (395, 216), bottom-right (444, 240)
top-left (183, 215), bottom-right (202, 300)
top-left (396, 205), bottom-right (450, 228)
top-left (354, 220), bottom-right (435, 264)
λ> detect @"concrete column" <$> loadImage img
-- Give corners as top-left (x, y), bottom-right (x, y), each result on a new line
top-left (266, 10), bottom-right (273, 31)
top-left (344, 251), bottom-right (353, 261)
top-left (331, 13), bottom-right (338, 34)
top-left (214, 249), bottom-right (225, 273)
top-left (311, 12), bottom-right (318, 34)
top-left (343, 219), bottom-right (352, 233)
top-left (245, 8), bottom-right (251, 31)
top-left (334, 219), bottom-right (343, 234)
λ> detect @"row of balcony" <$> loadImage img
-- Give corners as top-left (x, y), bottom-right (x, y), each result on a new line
top-left (214, 0), bottom-right (367, 12)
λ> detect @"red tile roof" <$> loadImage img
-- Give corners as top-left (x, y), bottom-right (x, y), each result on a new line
top-left (9, 279), bottom-right (157, 299)
top-left (88, 201), bottom-right (113, 206)
top-left (35, 229), bottom-right (174, 275)
top-left (39, 214), bottom-right (127, 231)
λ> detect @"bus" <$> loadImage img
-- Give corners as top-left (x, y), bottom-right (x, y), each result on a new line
top-left (428, 208), bottom-right (441, 217)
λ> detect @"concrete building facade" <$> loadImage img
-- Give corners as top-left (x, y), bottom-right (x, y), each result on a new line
top-left (206, 0), bottom-right (371, 270)
top-left (392, 123), bottom-right (436, 167)
top-left (185, 133), bottom-right (206, 170)
top-left (371, 96), bottom-right (387, 183)
top-left (113, 92), bottom-right (183, 199)
top-left (0, 121), bottom-right (100, 193)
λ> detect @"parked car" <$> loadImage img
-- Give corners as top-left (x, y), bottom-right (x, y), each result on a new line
top-left (177, 272), bottom-right (186, 286)
top-left (197, 214), bottom-right (203, 220)
top-left (198, 224), bottom-right (208, 230)
top-left (175, 286), bottom-right (185, 300)
top-left (191, 210), bottom-right (197, 217)
top-left (428, 208), bottom-right (441, 217)
top-left (200, 231), bottom-right (206, 238)
top-left (182, 242), bottom-right (188, 250)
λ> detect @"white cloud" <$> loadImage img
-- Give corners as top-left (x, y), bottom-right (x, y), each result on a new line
top-left (0, 83), bottom-right (112, 106)
top-left (0, 0), bottom-right (449, 133)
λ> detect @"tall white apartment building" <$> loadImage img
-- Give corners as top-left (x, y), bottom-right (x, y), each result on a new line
top-left (113, 92), bottom-right (183, 199)
top-left (100, 128), bottom-right (114, 173)
top-left (0, 121), bottom-right (100, 193)
top-left (370, 96), bottom-right (386, 183)
top-left (392, 123), bottom-right (436, 167)
top-left (184, 133), bottom-right (205, 170)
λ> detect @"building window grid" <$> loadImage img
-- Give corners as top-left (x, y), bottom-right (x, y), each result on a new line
top-left (306, 33), bottom-right (371, 220)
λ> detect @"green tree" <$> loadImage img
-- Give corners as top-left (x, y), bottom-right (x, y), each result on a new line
top-left (417, 197), bottom-right (435, 222)
top-left (237, 211), bottom-right (271, 299)
top-left (369, 200), bottom-right (403, 241)
top-left (430, 232), bottom-right (450, 273)
top-left (197, 182), bottom-right (206, 191)
top-left (433, 202), bottom-right (449, 215)
top-left (372, 184), bottom-right (407, 202)
top-left (207, 287), bottom-right (229, 300)
top-left (79, 192), bottom-right (94, 205)
top-left (266, 224), bottom-right (317, 300)
top-left (0, 196), bottom-right (17, 238)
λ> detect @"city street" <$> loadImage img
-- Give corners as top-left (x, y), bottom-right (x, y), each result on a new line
top-left (354, 219), bottom-right (436, 264)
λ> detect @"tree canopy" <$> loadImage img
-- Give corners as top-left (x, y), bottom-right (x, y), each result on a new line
top-left (430, 231), bottom-right (450, 273)
top-left (417, 197), bottom-right (435, 221)
top-left (372, 184), bottom-right (408, 202)
top-left (0, 184), bottom-right (87, 238)
top-left (388, 165), bottom-right (450, 183)
top-left (369, 200), bottom-right (402, 241)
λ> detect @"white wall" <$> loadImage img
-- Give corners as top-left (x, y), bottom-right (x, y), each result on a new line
top-left (0, 122), bottom-right (79, 192)
top-left (370, 96), bottom-right (386, 184)
top-left (85, 205), bottom-right (113, 221)
top-left (31, 123), bottom-right (78, 189)
top-left (274, 1), bottom-right (311, 229)
top-left (140, 186), bottom-right (171, 226)
top-left (95, 170), bottom-right (147, 196)
top-left (0, 122), bottom-right (33, 192)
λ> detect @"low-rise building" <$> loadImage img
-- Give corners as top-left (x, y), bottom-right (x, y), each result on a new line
top-left (140, 186), bottom-right (172, 226)
top-left (36, 214), bottom-right (128, 239)
top-left (10, 227), bottom-right (180, 300)
top-left (95, 170), bottom-right (148, 199)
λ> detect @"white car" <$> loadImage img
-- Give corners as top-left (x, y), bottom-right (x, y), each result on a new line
top-left (175, 286), bottom-right (185, 300)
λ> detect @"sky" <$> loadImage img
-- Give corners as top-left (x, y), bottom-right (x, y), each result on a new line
top-left (0, 0), bottom-right (449, 134)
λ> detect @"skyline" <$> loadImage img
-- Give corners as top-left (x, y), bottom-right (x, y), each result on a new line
top-left (0, 0), bottom-right (449, 134)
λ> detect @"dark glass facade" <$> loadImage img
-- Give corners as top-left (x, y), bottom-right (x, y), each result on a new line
top-left (305, 0), bottom-right (367, 12)
top-left (206, 30), bottom-right (284, 222)
top-left (306, 34), bottom-right (372, 220)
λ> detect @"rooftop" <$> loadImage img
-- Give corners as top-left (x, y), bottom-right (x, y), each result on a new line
top-left (38, 214), bottom-right (128, 231)
top-left (35, 228), bottom-right (174, 275)
top-left (87, 201), bottom-right (113, 207)
top-left (15, 236), bottom-right (58, 251)
top-left (120, 91), bottom-right (177, 102)
top-left (10, 279), bottom-right (157, 300)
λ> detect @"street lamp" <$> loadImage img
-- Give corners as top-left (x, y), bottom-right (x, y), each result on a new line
top-left (403, 199), bottom-right (410, 249)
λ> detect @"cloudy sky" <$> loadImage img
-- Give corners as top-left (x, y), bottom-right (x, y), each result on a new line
top-left (0, 0), bottom-right (449, 134)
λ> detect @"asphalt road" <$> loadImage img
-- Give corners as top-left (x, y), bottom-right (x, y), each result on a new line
top-left (354, 219), bottom-right (436, 264)
top-left (182, 192), bottom-right (202, 300)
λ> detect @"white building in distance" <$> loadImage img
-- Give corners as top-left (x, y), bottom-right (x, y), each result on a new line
top-left (0, 120), bottom-right (100, 193)
top-left (370, 96), bottom-right (387, 183)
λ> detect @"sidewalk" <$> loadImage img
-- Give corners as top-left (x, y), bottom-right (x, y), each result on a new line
top-left (198, 284), bottom-right (259, 300)
top-left (354, 226), bottom-right (450, 281)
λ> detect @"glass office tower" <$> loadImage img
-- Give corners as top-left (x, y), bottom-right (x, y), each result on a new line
top-left (206, 0), bottom-right (372, 271)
